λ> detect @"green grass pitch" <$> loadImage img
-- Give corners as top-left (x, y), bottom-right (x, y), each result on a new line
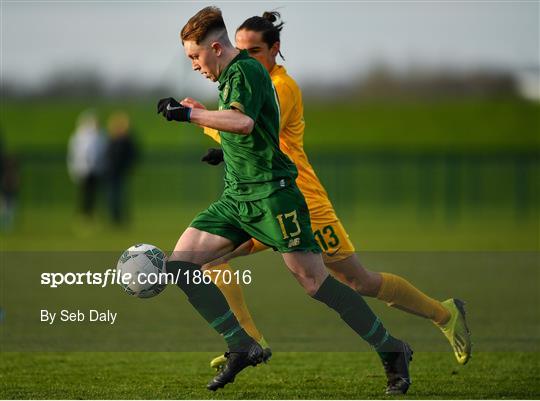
top-left (1, 352), bottom-right (539, 399)
top-left (1, 215), bottom-right (539, 398)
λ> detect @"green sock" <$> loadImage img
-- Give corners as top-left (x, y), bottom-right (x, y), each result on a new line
top-left (313, 275), bottom-right (401, 361)
top-left (167, 261), bottom-right (253, 351)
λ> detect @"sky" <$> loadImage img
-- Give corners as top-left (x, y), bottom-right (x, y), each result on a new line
top-left (1, 1), bottom-right (538, 97)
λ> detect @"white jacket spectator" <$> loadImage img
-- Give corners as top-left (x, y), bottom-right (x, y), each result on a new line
top-left (67, 111), bottom-right (106, 183)
top-left (67, 110), bottom-right (106, 219)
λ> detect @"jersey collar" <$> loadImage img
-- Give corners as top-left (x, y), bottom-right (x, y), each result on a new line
top-left (218, 49), bottom-right (249, 84)
top-left (270, 64), bottom-right (287, 78)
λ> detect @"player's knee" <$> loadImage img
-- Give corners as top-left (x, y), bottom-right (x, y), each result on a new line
top-left (350, 273), bottom-right (380, 297)
top-left (304, 281), bottom-right (321, 297)
top-left (351, 279), bottom-right (370, 296)
top-left (291, 272), bottom-right (323, 296)
top-left (304, 274), bottom-right (328, 296)
top-left (331, 271), bottom-right (377, 296)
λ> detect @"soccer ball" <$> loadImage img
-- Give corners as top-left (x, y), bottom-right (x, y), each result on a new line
top-left (117, 243), bottom-right (167, 298)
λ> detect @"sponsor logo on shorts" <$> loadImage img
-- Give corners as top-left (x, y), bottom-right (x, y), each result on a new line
top-left (288, 237), bottom-right (301, 248)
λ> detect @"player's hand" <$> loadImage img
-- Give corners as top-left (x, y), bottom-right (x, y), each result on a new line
top-left (181, 97), bottom-right (206, 110)
top-left (157, 97), bottom-right (192, 122)
top-left (201, 148), bottom-right (224, 166)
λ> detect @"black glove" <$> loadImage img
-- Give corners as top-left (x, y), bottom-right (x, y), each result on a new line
top-left (157, 97), bottom-right (191, 122)
top-left (201, 148), bottom-right (224, 166)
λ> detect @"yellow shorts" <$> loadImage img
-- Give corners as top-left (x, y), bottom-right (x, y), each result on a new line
top-left (251, 218), bottom-right (355, 263)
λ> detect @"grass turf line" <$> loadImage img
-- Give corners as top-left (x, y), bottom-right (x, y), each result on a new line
top-left (1, 352), bottom-right (539, 399)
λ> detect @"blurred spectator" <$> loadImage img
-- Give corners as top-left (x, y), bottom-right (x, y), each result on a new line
top-left (0, 131), bottom-right (20, 232)
top-left (105, 112), bottom-right (138, 226)
top-left (67, 110), bottom-right (106, 220)
top-left (1, 155), bottom-right (20, 232)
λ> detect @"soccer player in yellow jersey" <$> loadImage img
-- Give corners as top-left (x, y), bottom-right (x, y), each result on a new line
top-left (182, 11), bottom-right (471, 369)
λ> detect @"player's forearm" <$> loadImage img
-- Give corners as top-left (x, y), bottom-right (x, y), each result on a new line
top-left (190, 109), bottom-right (254, 135)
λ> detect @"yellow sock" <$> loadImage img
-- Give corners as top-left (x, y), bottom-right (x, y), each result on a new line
top-left (208, 263), bottom-right (264, 342)
top-left (377, 272), bottom-right (450, 325)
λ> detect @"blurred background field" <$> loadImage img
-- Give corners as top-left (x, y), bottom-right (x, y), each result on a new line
top-left (1, 97), bottom-right (538, 251)
top-left (2, 97), bottom-right (539, 152)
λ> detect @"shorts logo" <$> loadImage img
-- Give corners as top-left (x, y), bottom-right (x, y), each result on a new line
top-left (288, 237), bottom-right (301, 248)
top-left (279, 179), bottom-right (286, 187)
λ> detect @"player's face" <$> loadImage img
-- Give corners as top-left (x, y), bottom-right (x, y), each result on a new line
top-left (235, 29), bottom-right (278, 72)
top-left (183, 40), bottom-right (220, 82)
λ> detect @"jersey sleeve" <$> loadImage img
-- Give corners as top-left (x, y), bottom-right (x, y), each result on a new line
top-left (274, 80), bottom-right (297, 132)
top-left (203, 127), bottom-right (221, 144)
top-left (227, 70), bottom-right (263, 122)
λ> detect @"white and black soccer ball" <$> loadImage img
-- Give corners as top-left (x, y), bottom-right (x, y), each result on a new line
top-left (117, 243), bottom-right (167, 298)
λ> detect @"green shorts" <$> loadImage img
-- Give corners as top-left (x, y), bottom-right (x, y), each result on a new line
top-left (190, 184), bottom-right (321, 253)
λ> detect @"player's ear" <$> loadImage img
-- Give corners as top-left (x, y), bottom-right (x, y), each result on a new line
top-left (210, 41), bottom-right (222, 56)
top-left (270, 41), bottom-right (280, 58)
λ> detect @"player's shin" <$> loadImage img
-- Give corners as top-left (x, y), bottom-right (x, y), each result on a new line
top-left (167, 260), bottom-right (254, 351)
top-left (208, 263), bottom-right (264, 343)
top-left (313, 275), bottom-right (402, 360)
top-left (377, 272), bottom-right (450, 325)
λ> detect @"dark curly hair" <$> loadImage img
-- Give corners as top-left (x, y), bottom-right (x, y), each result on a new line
top-left (237, 11), bottom-right (285, 60)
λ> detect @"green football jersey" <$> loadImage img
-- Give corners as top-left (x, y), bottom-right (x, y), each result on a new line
top-left (217, 50), bottom-right (298, 201)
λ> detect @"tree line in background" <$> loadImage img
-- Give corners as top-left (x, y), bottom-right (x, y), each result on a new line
top-left (0, 65), bottom-right (523, 101)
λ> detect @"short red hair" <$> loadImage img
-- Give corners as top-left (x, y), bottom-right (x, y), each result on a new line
top-left (181, 6), bottom-right (227, 44)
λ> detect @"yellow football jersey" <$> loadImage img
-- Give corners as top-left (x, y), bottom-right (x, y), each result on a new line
top-left (203, 64), bottom-right (337, 222)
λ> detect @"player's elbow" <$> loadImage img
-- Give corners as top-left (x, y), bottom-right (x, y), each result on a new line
top-left (238, 116), bottom-right (254, 135)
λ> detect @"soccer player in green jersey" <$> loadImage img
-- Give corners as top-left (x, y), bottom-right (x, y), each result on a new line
top-left (157, 6), bottom-right (412, 394)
